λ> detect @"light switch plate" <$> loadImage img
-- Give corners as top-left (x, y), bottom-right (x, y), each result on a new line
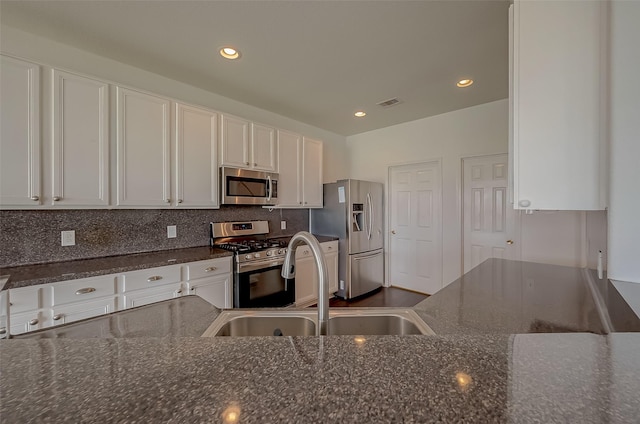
top-left (281, 221), bottom-right (287, 230)
top-left (167, 225), bottom-right (177, 238)
top-left (61, 230), bottom-right (75, 246)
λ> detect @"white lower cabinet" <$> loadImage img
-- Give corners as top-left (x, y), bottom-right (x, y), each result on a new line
top-left (122, 282), bottom-right (185, 309)
top-left (4, 256), bottom-right (233, 336)
top-left (294, 241), bottom-right (338, 307)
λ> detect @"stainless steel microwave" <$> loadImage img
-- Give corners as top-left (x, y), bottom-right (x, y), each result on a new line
top-left (220, 167), bottom-right (278, 205)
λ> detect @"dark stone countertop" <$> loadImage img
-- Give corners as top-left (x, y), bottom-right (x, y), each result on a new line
top-left (3, 258), bottom-right (640, 422)
top-left (0, 246), bottom-right (233, 291)
top-left (414, 258), bottom-right (640, 335)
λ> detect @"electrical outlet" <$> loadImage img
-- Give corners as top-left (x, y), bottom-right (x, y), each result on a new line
top-left (61, 230), bottom-right (75, 246)
top-left (167, 225), bottom-right (177, 239)
top-left (281, 220), bottom-right (287, 230)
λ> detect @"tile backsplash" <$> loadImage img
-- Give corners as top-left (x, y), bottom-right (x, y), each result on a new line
top-left (0, 207), bottom-right (309, 267)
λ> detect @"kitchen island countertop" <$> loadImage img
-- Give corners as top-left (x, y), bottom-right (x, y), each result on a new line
top-left (2, 259), bottom-right (640, 423)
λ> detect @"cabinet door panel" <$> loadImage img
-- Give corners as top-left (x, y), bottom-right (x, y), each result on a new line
top-left (294, 255), bottom-right (317, 307)
top-left (184, 257), bottom-right (232, 280)
top-left (9, 310), bottom-right (46, 335)
top-left (123, 283), bottom-right (183, 309)
top-left (116, 87), bottom-right (171, 206)
top-left (122, 265), bottom-right (181, 292)
top-left (52, 297), bottom-right (117, 325)
top-left (220, 114), bottom-right (249, 168)
top-left (302, 137), bottom-right (323, 208)
top-left (175, 103), bottom-right (218, 208)
top-left (276, 130), bottom-right (301, 207)
top-left (188, 274), bottom-right (231, 308)
top-left (0, 55), bottom-right (40, 207)
top-left (251, 123), bottom-right (277, 171)
top-left (52, 70), bottom-right (109, 206)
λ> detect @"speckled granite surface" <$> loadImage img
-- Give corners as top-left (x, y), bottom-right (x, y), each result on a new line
top-left (0, 207), bottom-right (309, 267)
top-left (2, 333), bottom-right (640, 423)
top-left (412, 259), bottom-right (640, 335)
top-left (0, 247), bottom-right (233, 290)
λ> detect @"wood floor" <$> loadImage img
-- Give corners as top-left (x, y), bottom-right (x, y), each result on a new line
top-left (326, 286), bottom-right (428, 308)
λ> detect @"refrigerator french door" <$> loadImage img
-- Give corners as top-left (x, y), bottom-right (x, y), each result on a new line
top-left (311, 179), bottom-right (384, 299)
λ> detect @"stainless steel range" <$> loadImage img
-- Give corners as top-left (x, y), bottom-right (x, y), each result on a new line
top-left (210, 221), bottom-right (294, 308)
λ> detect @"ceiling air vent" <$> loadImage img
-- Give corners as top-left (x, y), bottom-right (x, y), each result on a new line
top-left (377, 97), bottom-right (402, 108)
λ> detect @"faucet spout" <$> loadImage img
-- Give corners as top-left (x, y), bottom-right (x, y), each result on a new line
top-left (281, 231), bottom-right (329, 336)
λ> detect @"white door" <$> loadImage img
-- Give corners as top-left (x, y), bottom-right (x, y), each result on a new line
top-left (116, 87), bottom-right (171, 206)
top-left (463, 154), bottom-right (520, 273)
top-left (52, 69), bottom-right (109, 206)
top-left (0, 55), bottom-right (41, 207)
top-left (389, 161), bottom-right (442, 295)
top-left (175, 103), bottom-right (218, 208)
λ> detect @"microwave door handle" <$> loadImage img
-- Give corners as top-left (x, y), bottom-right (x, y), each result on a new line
top-left (267, 176), bottom-right (272, 202)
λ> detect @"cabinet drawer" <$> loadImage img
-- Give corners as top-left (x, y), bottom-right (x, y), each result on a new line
top-left (123, 282), bottom-right (184, 309)
top-left (8, 285), bottom-right (46, 313)
top-left (122, 265), bottom-right (181, 292)
top-left (52, 275), bottom-right (117, 306)
top-left (184, 258), bottom-right (231, 281)
top-left (295, 241), bottom-right (337, 259)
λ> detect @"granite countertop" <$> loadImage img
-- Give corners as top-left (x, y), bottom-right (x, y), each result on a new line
top-left (0, 246), bottom-right (233, 291)
top-left (3, 258), bottom-right (640, 422)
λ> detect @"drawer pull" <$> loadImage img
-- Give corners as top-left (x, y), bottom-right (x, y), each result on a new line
top-left (147, 276), bottom-right (163, 282)
top-left (29, 318), bottom-right (39, 326)
top-left (53, 314), bottom-right (64, 321)
top-left (205, 267), bottom-right (217, 272)
top-left (176, 290), bottom-right (182, 294)
top-left (75, 287), bottom-right (96, 295)
top-left (0, 327), bottom-right (6, 335)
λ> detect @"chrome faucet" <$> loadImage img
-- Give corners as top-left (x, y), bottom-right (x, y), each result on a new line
top-left (281, 231), bottom-right (329, 336)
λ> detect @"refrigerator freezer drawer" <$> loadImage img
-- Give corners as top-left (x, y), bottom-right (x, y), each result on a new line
top-left (345, 249), bottom-right (384, 299)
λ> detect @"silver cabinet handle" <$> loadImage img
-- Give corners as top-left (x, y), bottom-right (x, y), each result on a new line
top-left (29, 318), bottom-right (39, 326)
top-left (304, 201), bottom-right (308, 204)
top-left (0, 327), bottom-right (6, 335)
top-left (245, 162), bottom-right (250, 166)
top-left (30, 195), bottom-right (39, 201)
top-left (327, 246), bottom-right (333, 250)
top-left (165, 198), bottom-right (171, 203)
top-left (518, 199), bottom-right (531, 208)
top-left (75, 287), bottom-right (96, 295)
top-left (205, 267), bottom-right (217, 272)
top-left (147, 276), bottom-right (163, 282)
top-left (176, 290), bottom-right (182, 294)
top-left (299, 202), bottom-right (302, 205)
top-left (507, 240), bottom-right (514, 245)
top-left (53, 314), bottom-right (64, 321)
top-left (177, 199), bottom-right (183, 203)
top-left (254, 163), bottom-right (257, 166)
top-left (190, 287), bottom-right (195, 291)
top-left (53, 196), bottom-right (61, 201)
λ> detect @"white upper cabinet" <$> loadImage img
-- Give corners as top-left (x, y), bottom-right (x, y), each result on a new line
top-left (220, 114), bottom-right (250, 168)
top-left (220, 114), bottom-right (277, 172)
top-left (116, 87), bottom-right (171, 207)
top-left (276, 129), bottom-right (302, 207)
top-left (52, 69), bottom-right (109, 207)
top-left (175, 103), bottom-right (219, 208)
top-left (301, 137), bottom-right (323, 208)
top-left (0, 55), bottom-right (41, 207)
top-left (273, 130), bottom-right (323, 209)
top-left (511, 0), bottom-right (607, 210)
top-left (250, 123), bottom-right (277, 171)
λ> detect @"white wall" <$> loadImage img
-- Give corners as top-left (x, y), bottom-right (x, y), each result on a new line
top-left (347, 100), bottom-right (508, 286)
top-left (608, 1), bottom-right (640, 283)
top-left (0, 25), bottom-right (349, 184)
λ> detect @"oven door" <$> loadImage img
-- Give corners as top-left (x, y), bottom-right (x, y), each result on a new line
top-left (235, 259), bottom-right (294, 308)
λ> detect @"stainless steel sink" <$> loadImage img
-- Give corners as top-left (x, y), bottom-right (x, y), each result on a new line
top-left (202, 308), bottom-right (434, 337)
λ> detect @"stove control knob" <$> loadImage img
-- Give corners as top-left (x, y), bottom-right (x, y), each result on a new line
top-left (245, 255), bottom-right (252, 260)
top-left (254, 253), bottom-right (261, 259)
top-left (278, 249), bottom-right (284, 254)
top-left (266, 250), bottom-right (273, 257)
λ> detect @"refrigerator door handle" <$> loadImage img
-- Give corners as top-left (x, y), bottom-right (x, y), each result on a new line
top-left (353, 250), bottom-right (381, 261)
top-left (366, 193), bottom-right (373, 240)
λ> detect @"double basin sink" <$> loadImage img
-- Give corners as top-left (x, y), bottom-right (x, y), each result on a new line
top-left (201, 307), bottom-right (435, 337)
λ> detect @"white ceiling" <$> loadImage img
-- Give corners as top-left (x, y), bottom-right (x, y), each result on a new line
top-left (0, 0), bottom-right (510, 136)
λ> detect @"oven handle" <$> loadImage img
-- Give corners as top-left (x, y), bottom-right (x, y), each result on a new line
top-left (237, 257), bottom-right (285, 273)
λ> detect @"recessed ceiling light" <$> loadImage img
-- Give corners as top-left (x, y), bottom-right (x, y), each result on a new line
top-left (219, 47), bottom-right (241, 60)
top-left (456, 79), bottom-right (474, 88)
top-left (354, 111), bottom-right (366, 117)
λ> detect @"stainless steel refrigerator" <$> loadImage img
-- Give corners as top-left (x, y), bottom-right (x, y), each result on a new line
top-left (310, 179), bottom-right (384, 299)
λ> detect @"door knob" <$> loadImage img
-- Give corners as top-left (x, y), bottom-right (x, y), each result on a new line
top-left (507, 240), bottom-right (514, 245)
top-left (391, 230), bottom-right (396, 235)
